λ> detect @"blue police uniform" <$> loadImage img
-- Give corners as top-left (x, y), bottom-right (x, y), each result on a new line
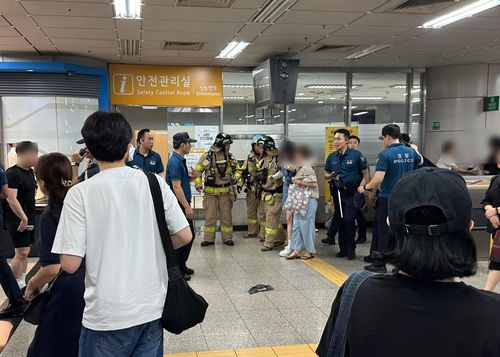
top-left (373, 143), bottom-right (422, 265)
top-left (325, 148), bottom-right (368, 256)
top-left (127, 149), bottom-right (164, 174)
top-left (166, 151), bottom-right (195, 273)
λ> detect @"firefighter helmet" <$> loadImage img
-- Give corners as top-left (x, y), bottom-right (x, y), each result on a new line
top-left (214, 133), bottom-right (233, 148)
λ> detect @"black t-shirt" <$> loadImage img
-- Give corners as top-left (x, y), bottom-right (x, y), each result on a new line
top-left (2, 165), bottom-right (37, 225)
top-left (317, 273), bottom-right (500, 357)
top-left (39, 204), bottom-right (61, 267)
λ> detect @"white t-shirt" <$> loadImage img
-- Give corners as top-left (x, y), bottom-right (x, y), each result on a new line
top-left (436, 154), bottom-right (455, 170)
top-left (52, 166), bottom-right (188, 331)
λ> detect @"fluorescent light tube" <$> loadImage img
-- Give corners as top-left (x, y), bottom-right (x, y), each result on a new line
top-left (305, 84), bottom-right (360, 89)
top-left (114, 0), bottom-right (142, 19)
top-left (346, 45), bottom-right (391, 60)
top-left (352, 96), bottom-right (384, 100)
top-left (422, 0), bottom-right (500, 29)
top-left (295, 96), bottom-right (314, 100)
top-left (251, 0), bottom-right (299, 23)
top-left (217, 41), bottom-right (250, 59)
top-left (353, 111), bottom-right (369, 116)
top-left (224, 84), bottom-right (254, 88)
top-left (224, 96), bottom-right (246, 100)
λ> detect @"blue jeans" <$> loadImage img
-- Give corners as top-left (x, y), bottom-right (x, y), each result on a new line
top-left (290, 197), bottom-right (318, 254)
top-left (79, 319), bottom-right (163, 357)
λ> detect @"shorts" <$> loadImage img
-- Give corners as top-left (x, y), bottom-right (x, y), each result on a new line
top-left (489, 260), bottom-right (500, 271)
top-left (8, 227), bottom-right (34, 248)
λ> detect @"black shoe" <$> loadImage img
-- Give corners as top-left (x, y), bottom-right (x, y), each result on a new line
top-left (355, 237), bottom-right (367, 244)
top-left (364, 264), bottom-right (387, 273)
top-left (0, 301), bottom-right (27, 319)
top-left (335, 251), bottom-right (347, 258)
top-left (201, 241), bottom-right (215, 247)
top-left (183, 273), bottom-right (191, 281)
top-left (322, 238), bottom-right (336, 245)
top-left (363, 255), bottom-right (373, 263)
top-left (347, 252), bottom-right (356, 260)
top-left (183, 267), bottom-right (194, 275)
top-left (223, 240), bottom-right (234, 246)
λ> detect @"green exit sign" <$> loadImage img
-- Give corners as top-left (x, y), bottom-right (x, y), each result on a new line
top-left (484, 96), bottom-right (499, 112)
top-left (432, 121), bottom-right (441, 131)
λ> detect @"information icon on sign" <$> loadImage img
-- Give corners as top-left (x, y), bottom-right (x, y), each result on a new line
top-left (113, 74), bottom-right (134, 95)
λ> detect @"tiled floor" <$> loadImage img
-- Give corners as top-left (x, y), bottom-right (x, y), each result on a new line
top-left (1, 228), bottom-right (498, 356)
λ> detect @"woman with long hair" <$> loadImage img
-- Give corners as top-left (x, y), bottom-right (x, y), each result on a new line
top-left (25, 153), bottom-right (85, 357)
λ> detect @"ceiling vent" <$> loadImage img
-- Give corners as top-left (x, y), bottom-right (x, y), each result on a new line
top-left (120, 39), bottom-right (140, 56)
top-left (314, 45), bottom-right (357, 53)
top-left (394, 0), bottom-right (455, 10)
top-left (163, 41), bottom-right (205, 51)
top-left (176, 0), bottom-right (236, 8)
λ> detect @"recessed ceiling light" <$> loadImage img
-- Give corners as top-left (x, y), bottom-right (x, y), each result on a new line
top-left (113, 0), bottom-right (142, 19)
top-left (295, 96), bottom-right (314, 100)
top-left (224, 96), bottom-right (246, 100)
top-left (346, 45), bottom-right (391, 60)
top-left (216, 41), bottom-right (250, 59)
top-left (351, 96), bottom-right (384, 100)
top-left (329, 97), bottom-right (336, 100)
top-left (297, 93), bottom-right (305, 96)
top-left (422, 0), bottom-right (500, 29)
top-left (391, 85), bottom-right (421, 89)
top-left (353, 111), bottom-right (369, 116)
top-left (223, 84), bottom-right (254, 88)
top-left (305, 84), bottom-right (360, 89)
top-left (318, 101), bottom-right (324, 104)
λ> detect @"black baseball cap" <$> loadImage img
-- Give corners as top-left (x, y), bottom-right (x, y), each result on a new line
top-left (388, 167), bottom-right (472, 237)
top-left (173, 132), bottom-right (197, 145)
top-left (379, 124), bottom-right (401, 140)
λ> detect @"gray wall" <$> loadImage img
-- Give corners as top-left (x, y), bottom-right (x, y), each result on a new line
top-left (425, 64), bottom-right (500, 163)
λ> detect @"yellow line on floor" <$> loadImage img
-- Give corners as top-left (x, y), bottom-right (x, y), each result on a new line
top-left (302, 257), bottom-right (349, 286)
top-left (164, 344), bottom-right (318, 357)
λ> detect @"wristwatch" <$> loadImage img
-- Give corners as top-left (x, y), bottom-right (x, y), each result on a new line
top-left (71, 162), bottom-right (80, 167)
top-left (363, 185), bottom-right (373, 192)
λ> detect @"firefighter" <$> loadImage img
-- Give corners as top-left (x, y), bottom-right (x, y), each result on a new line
top-left (255, 136), bottom-right (286, 251)
top-left (235, 135), bottom-right (263, 238)
top-left (195, 133), bottom-right (238, 246)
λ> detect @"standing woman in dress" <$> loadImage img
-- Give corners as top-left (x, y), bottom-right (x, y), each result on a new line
top-left (483, 148), bottom-right (500, 291)
top-left (25, 153), bottom-right (85, 357)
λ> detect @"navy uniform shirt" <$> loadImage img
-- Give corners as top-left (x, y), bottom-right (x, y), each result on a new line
top-left (376, 143), bottom-right (422, 198)
top-left (127, 149), bottom-right (164, 174)
top-left (166, 151), bottom-right (192, 202)
top-left (325, 148), bottom-right (368, 188)
top-left (0, 164), bottom-right (8, 187)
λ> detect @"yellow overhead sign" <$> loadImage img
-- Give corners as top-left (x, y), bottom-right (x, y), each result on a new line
top-left (109, 64), bottom-right (223, 107)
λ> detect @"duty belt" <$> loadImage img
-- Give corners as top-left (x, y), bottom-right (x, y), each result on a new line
top-left (205, 183), bottom-right (232, 188)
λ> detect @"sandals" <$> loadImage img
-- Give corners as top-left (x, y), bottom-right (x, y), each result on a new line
top-left (286, 251), bottom-right (302, 260)
top-left (300, 253), bottom-right (315, 260)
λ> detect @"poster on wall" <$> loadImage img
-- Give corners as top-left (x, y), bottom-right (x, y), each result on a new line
top-left (195, 126), bottom-right (219, 150)
top-left (324, 126), bottom-right (359, 207)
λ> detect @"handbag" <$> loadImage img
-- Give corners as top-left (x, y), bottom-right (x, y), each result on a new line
top-left (146, 173), bottom-right (208, 335)
top-left (24, 270), bottom-right (62, 325)
top-left (491, 230), bottom-right (500, 263)
top-left (284, 183), bottom-right (310, 216)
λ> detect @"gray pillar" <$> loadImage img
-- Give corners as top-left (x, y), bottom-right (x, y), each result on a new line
top-left (405, 72), bottom-right (414, 135)
top-left (219, 105), bottom-right (224, 133)
top-left (345, 72), bottom-right (353, 126)
top-left (420, 72), bottom-right (427, 153)
top-left (284, 104), bottom-right (289, 139)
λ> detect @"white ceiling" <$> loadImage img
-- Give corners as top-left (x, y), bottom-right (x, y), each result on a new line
top-left (1, 0), bottom-right (500, 68)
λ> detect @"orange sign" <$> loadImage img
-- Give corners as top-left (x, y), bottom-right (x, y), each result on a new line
top-left (109, 64), bottom-right (223, 107)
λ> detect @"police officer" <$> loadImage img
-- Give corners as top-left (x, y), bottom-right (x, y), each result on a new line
top-left (195, 133), bottom-right (238, 246)
top-left (235, 135), bottom-right (263, 238)
top-left (325, 129), bottom-right (370, 260)
top-left (359, 124), bottom-right (423, 272)
top-left (255, 136), bottom-right (286, 251)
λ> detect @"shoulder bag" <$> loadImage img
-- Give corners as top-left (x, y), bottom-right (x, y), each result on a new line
top-left (24, 270), bottom-right (62, 325)
top-left (146, 173), bottom-right (208, 335)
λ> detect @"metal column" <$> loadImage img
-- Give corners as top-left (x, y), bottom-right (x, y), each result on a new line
top-left (420, 72), bottom-right (427, 153)
top-left (405, 72), bottom-right (414, 136)
top-left (219, 105), bottom-right (224, 133)
top-left (345, 72), bottom-right (353, 126)
top-left (284, 104), bottom-right (289, 139)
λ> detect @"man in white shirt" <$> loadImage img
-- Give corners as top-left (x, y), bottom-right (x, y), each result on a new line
top-left (436, 141), bottom-right (471, 174)
top-left (52, 111), bottom-right (192, 356)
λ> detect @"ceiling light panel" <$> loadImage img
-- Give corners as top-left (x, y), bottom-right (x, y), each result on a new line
top-left (251, 0), bottom-right (300, 24)
top-left (224, 84), bottom-right (254, 88)
top-left (216, 41), bottom-right (250, 59)
top-left (422, 0), bottom-right (500, 29)
top-left (351, 96), bottom-right (384, 100)
top-left (305, 84), bottom-right (360, 89)
top-left (346, 45), bottom-right (391, 60)
top-left (114, 0), bottom-right (142, 19)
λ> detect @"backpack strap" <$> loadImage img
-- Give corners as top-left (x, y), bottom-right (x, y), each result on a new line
top-left (327, 270), bottom-right (374, 357)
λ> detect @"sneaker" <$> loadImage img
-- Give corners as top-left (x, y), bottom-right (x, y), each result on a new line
top-left (363, 255), bottom-right (373, 263)
top-left (347, 252), bottom-right (356, 261)
top-left (223, 240), bottom-right (234, 246)
top-left (273, 241), bottom-right (285, 248)
top-left (261, 245), bottom-right (273, 252)
top-left (364, 264), bottom-right (387, 273)
top-left (335, 251), bottom-right (347, 258)
top-left (321, 238), bottom-right (336, 245)
top-left (0, 301), bottom-right (27, 319)
top-left (279, 246), bottom-right (292, 257)
top-left (200, 241), bottom-right (215, 247)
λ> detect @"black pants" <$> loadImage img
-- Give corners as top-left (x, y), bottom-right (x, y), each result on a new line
top-left (0, 255), bottom-right (23, 305)
top-left (337, 190), bottom-right (358, 254)
top-left (356, 210), bottom-right (367, 239)
top-left (374, 197), bottom-right (389, 266)
top-left (176, 205), bottom-right (195, 272)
